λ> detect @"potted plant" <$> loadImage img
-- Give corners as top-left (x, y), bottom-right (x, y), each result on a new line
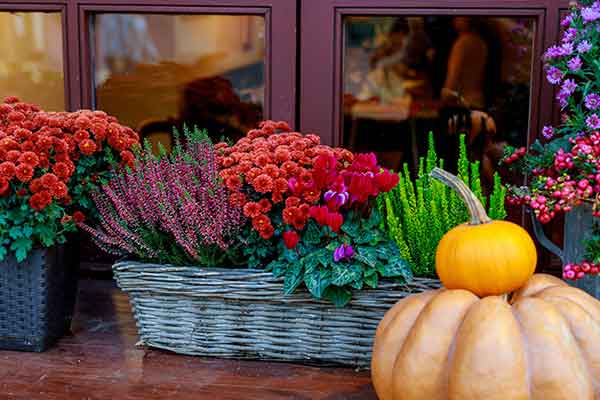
top-left (0, 97), bottom-right (138, 351)
top-left (83, 123), bottom-right (440, 367)
top-left (504, 0), bottom-right (600, 296)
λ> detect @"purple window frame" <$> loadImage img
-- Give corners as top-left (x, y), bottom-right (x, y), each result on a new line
top-left (0, 0), bottom-right (297, 128)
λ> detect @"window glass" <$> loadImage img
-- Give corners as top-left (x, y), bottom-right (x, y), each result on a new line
top-left (0, 12), bottom-right (64, 110)
top-left (343, 16), bottom-right (535, 190)
top-left (91, 14), bottom-right (266, 145)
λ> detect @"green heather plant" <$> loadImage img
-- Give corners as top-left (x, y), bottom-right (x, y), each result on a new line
top-left (377, 132), bottom-right (507, 278)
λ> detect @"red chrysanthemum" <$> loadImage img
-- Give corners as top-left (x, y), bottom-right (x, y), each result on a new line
top-left (74, 129), bottom-right (90, 142)
top-left (79, 139), bottom-right (97, 155)
top-left (17, 151), bottom-right (39, 167)
top-left (51, 181), bottom-right (68, 199)
top-left (252, 214), bottom-right (271, 232)
top-left (52, 162), bottom-right (71, 180)
top-left (5, 150), bottom-right (20, 162)
top-left (243, 202), bottom-right (262, 218)
top-left (29, 178), bottom-right (42, 193)
top-left (259, 223), bottom-right (275, 240)
top-left (29, 191), bottom-right (52, 211)
top-left (263, 164), bottom-right (280, 178)
top-left (225, 175), bottom-right (242, 191)
top-left (258, 198), bottom-right (272, 212)
top-left (0, 161), bottom-right (16, 179)
top-left (107, 134), bottom-right (127, 151)
top-left (229, 192), bottom-right (246, 207)
top-left (0, 178), bottom-right (9, 196)
top-left (252, 174), bottom-right (274, 193)
top-left (40, 173), bottom-right (59, 188)
top-left (15, 163), bottom-right (34, 182)
top-left (274, 177), bottom-right (289, 193)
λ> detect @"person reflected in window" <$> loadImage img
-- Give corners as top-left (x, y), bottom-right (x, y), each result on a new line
top-left (441, 17), bottom-right (488, 109)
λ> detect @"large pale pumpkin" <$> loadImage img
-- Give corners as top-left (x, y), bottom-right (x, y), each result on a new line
top-left (371, 274), bottom-right (600, 400)
top-left (431, 168), bottom-right (537, 296)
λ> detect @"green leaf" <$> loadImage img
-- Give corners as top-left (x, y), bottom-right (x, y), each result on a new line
top-left (303, 221), bottom-right (322, 245)
top-left (267, 259), bottom-right (287, 278)
top-left (10, 237), bottom-right (33, 263)
top-left (364, 268), bottom-right (379, 288)
top-left (355, 246), bottom-right (378, 268)
top-left (331, 263), bottom-right (362, 286)
top-left (323, 286), bottom-right (353, 308)
top-left (8, 226), bottom-right (22, 240)
top-left (0, 246), bottom-right (7, 261)
top-left (380, 258), bottom-right (413, 280)
top-left (283, 261), bottom-right (303, 295)
top-left (304, 268), bottom-right (331, 299)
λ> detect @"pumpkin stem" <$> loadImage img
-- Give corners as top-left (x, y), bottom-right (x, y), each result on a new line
top-left (430, 167), bottom-right (492, 225)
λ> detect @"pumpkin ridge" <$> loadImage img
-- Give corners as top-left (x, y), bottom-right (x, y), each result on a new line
top-left (539, 295), bottom-right (600, 395)
top-left (535, 287), bottom-right (600, 327)
top-left (511, 303), bottom-right (533, 400)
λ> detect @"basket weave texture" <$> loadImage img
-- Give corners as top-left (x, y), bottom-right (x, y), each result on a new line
top-left (0, 246), bottom-right (78, 352)
top-left (113, 261), bottom-right (440, 367)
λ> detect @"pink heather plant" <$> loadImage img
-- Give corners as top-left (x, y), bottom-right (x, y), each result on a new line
top-left (80, 127), bottom-right (244, 266)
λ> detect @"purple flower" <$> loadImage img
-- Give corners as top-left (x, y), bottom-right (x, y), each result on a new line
top-left (546, 66), bottom-right (563, 84)
top-left (324, 190), bottom-right (349, 208)
top-left (582, 7), bottom-right (600, 23)
top-left (556, 90), bottom-right (569, 108)
top-left (586, 113), bottom-right (600, 129)
top-left (561, 14), bottom-right (572, 28)
top-left (585, 93), bottom-right (600, 110)
top-left (542, 125), bottom-right (554, 140)
top-left (544, 45), bottom-right (564, 59)
top-left (578, 40), bottom-right (593, 53)
top-left (567, 56), bottom-right (583, 71)
top-left (562, 28), bottom-right (578, 43)
top-left (333, 244), bottom-right (354, 263)
top-left (561, 79), bottom-right (577, 95)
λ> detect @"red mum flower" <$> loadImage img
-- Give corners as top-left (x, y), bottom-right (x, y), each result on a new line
top-left (303, 185), bottom-right (321, 204)
top-left (282, 206), bottom-right (299, 225)
top-left (107, 134), bottom-right (127, 151)
top-left (91, 123), bottom-right (107, 140)
top-left (274, 177), bottom-right (288, 193)
top-left (73, 211), bottom-right (86, 223)
top-left (258, 198), bottom-right (272, 212)
top-left (229, 192), bottom-right (246, 207)
top-left (14, 128), bottom-right (31, 140)
top-left (253, 174), bottom-right (274, 193)
top-left (29, 178), bottom-right (42, 193)
top-left (246, 167), bottom-right (262, 181)
top-left (15, 163), bottom-right (34, 182)
top-left (280, 161), bottom-right (298, 176)
top-left (16, 188), bottom-right (27, 197)
top-left (225, 175), bottom-right (243, 191)
top-left (243, 202), bottom-right (262, 218)
top-left (74, 129), bottom-right (90, 142)
top-left (263, 164), bottom-right (280, 178)
top-left (272, 191), bottom-right (283, 204)
top-left (17, 151), bottom-right (39, 167)
top-left (52, 162), bottom-right (71, 180)
top-left (292, 214), bottom-right (307, 231)
top-left (79, 139), bottom-right (97, 155)
top-left (7, 111), bottom-right (25, 123)
top-left (51, 181), bottom-right (68, 199)
top-left (74, 116), bottom-right (92, 130)
top-left (0, 161), bottom-right (16, 179)
top-left (275, 148), bottom-right (290, 163)
top-left (29, 191), bottom-right (52, 211)
top-left (285, 196), bottom-right (301, 208)
top-left (259, 223), bottom-right (275, 240)
top-left (5, 150), bottom-right (21, 162)
top-left (252, 214), bottom-right (271, 232)
top-left (0, 178), bottom-right (9, 196)
top-left (282, 230), bottom-right (300, 249)
top-left (40, 173), bottom-right (59, 188)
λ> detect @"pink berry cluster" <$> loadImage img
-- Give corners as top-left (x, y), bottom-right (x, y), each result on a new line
top-left (505, 132), bottom-right (600, 224)
top-left (563, 261), bottom-right (599, 281)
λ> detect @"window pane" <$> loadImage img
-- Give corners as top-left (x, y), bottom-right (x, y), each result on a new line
top-left (91, 14), bottom-right (266, 145)
top-left (343, 16), bottom-right (535, 190)
top-left (0, 12), bottom-right (64, 111)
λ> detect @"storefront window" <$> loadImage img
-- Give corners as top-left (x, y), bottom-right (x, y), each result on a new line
top-left (0, 12), bottom-right (64, 111)
top-left (90, 13), bottom-right (266, 149)
top-left (342, 16), bottom-right (535, 191)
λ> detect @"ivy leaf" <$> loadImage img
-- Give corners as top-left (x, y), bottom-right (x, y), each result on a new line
top-left (331, 263), bottom-right (362, 286)
top-left (10, 237), bottom-right (33, 263)
top-left (304, 267), bottom-right (331, 299)
top-left (283, 261), bottom-right (304, 295)
top-left (323, 286), bottom-right (353, 308)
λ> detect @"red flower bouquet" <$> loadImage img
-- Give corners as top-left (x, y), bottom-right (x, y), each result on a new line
top-left (0, 97), bottom-right (139, 261)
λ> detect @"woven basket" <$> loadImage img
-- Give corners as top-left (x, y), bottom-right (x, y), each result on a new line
top-left (113, 261), bottom-right (440, 367)
top-left (0, 246), bottom-right (78, 352)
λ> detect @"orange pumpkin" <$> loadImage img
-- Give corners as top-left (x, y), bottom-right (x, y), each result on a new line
top-left (431, 168), bottom-right (537, 296)
top-left (371, 274), bottom-right (600, 400)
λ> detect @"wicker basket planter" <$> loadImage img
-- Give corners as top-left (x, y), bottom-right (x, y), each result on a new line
top-left (113, 261), bottom-right (440, 367)
top-left (0, 246), bottom-right (78, 352)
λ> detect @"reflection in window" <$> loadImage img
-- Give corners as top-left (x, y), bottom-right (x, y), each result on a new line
top-left (91, 14), bottom-right (265, 146)
top-left (0, 12), bottom-right (64, 111)
top-left (343, 16), bottom-right (534, 191)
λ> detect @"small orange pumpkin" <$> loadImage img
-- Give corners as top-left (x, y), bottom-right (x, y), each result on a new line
top-left (431, 167), bottom-right (537, 297)
top-left (371, 274), bottom-right (600, 400)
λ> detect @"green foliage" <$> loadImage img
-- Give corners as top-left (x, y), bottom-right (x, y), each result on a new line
top-left (378, 132), bottom-right (507, 278)
top-left (267, 210), bottom-right (412, 307)
top-left (585, 222), bottom-right (600, 265)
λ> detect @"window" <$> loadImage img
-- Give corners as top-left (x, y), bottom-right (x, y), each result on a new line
top-left (90, 13), bottom-right (266, 148)
top-left (341, 15), bottom-right (535, 190)
top-left (0, 11), bottom-right (64, 111)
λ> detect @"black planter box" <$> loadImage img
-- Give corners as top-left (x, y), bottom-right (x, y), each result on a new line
top-left (0, 246), bottom-right (78, 352)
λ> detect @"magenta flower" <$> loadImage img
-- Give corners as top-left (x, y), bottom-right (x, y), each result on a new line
top-left (578, 40), bottom-right (593, 53)
top-left (542, 126), bottom-right (554, 140)
top-left (546, 66), bottom-right (563, 84)
top-left (586, 113), bottom-right (600, 129)
top-left (585, 93), bottom-right (600, 110)
top-left (567, 56), bottom-right (582, 71)
top-left (560, 14), bottom-right (572, 28)
top-left (333, 244), bottom-right (354, 263)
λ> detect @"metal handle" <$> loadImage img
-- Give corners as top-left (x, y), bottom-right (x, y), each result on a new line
top-left (529, 209), bottom-right (565, 265)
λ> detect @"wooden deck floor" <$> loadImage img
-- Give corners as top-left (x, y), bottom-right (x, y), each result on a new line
top-left (0, 278), bottom-right (376, 400)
